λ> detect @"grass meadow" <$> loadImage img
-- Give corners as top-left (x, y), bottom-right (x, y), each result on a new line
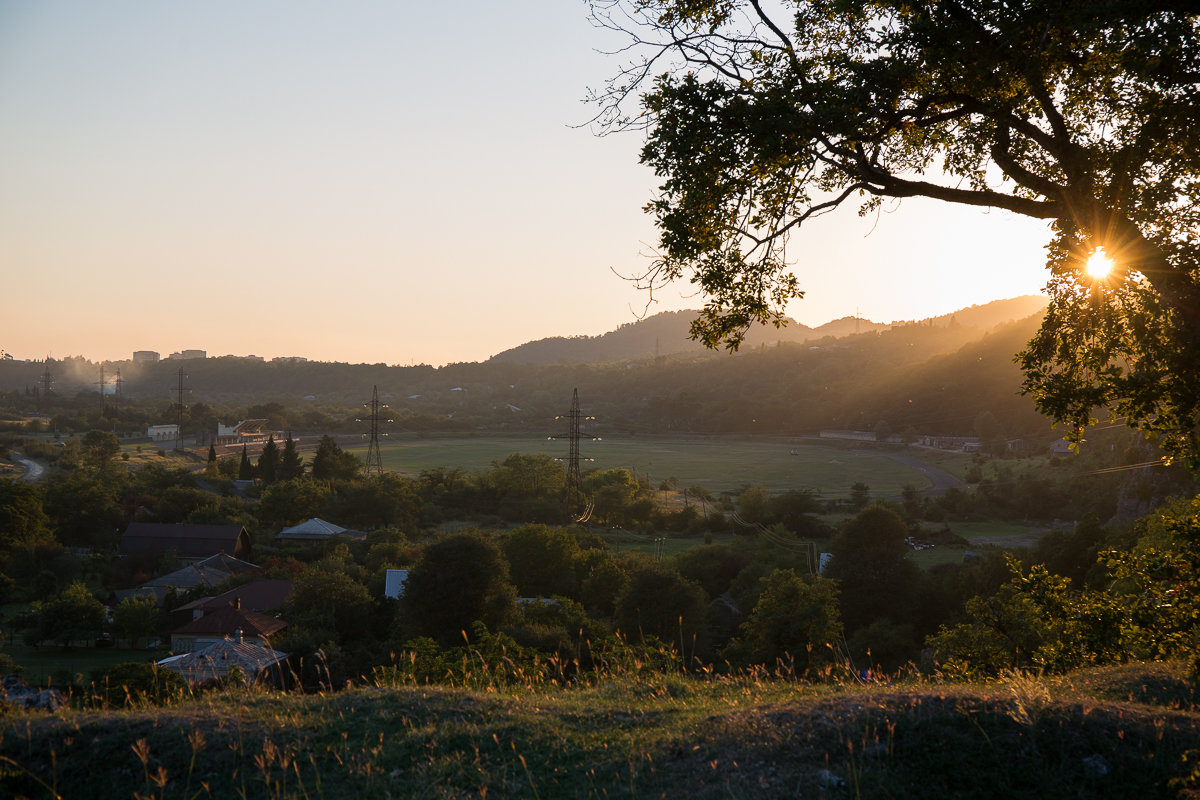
top-left (346, 434), bottom-right (944, 499)
top-left (0, 642), bottom-right (167, 688)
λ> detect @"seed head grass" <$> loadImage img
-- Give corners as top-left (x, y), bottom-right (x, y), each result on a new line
top-left (1, 653), bottom-right (1198, 798)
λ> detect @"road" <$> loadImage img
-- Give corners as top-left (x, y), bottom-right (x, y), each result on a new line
top-left (14, 454), bottom-right (45, 483)
top-left (879, 450), bottom-right (966, 497)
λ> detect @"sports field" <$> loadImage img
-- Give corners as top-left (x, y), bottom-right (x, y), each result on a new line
top-left (347, 433), bottom-right (939, 499)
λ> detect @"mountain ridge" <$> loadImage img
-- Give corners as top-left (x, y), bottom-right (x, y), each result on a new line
top-left (487, 295), bottom-right (1048, 365)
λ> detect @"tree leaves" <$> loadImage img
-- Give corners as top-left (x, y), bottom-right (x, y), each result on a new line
top-left (596, 0), bottom-right (1200, 463)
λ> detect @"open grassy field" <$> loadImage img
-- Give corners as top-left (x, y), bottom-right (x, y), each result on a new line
top-left (2, 642), bottom-right (164, 687)
top-left (904, 520), bottom-right (1054, 569)
top-left (347, 434), bottom-right (935, 499)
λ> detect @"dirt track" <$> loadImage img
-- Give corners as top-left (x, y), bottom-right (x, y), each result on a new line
top-left (878, 449), bottom-right (966, 497)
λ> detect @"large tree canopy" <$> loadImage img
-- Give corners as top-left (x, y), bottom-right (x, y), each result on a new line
top-left (592, 0), bottom-right (1200, 463)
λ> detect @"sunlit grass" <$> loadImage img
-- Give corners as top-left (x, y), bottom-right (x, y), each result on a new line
top-left (2, 655), bottom-right (1197, 799)
top-left (347, 433), bottom-right (933, 498)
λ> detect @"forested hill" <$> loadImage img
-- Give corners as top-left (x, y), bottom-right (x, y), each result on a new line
top-left (487, 296), bottom-right (1048, 364)
top-left (1, 297), bottom-right (1056, 443)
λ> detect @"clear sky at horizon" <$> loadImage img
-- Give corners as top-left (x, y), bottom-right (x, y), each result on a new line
top-left (0, 1), bottom-right (1053, 366)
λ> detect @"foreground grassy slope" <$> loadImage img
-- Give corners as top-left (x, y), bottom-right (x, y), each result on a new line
top-left (2, 662), bottom-right (1197, 799)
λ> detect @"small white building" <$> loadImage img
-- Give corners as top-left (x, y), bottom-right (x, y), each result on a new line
top-left (147, 424), bottom-right (179, 442)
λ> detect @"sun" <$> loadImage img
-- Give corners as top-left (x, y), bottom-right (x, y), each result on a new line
top-left (1085, 246), bottom-right (1115, 279)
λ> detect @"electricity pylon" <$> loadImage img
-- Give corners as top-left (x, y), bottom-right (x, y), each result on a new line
top-left (358, 385), bottom-right (392, 476)
top-left (549, 387), bottom-right (601, 525)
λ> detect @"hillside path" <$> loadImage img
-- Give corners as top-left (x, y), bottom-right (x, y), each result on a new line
top-left (15, 454), bottom-right (45, 483)
top-left (879, 450), bottom-right (965, 497)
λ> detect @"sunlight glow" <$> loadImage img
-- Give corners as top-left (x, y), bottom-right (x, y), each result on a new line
top-left (1085, 247), bottom-right (1115, 279)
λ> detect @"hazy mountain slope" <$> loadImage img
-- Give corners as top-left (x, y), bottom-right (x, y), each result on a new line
top-left (487, 296), bottom-right (1046, 365)
top-left (0, 298), bottom-right (1057, 443)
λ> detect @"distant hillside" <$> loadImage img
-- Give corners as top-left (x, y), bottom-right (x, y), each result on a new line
top-left (487, 296), bottom-right (1047, 365)
top-left (0, 296), bottom-right (1059, 443)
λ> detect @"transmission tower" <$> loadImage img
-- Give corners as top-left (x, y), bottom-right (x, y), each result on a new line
top-left (550, 388), bottom-right (600, 492)
top-left (37, 359), bottom-right (53, 412)
top-left (358, 385), bottom-right (392, 476)
top-left (173, 367), bottom-right (189, 450)
top-left (113, 368), bottom-right (124, 411)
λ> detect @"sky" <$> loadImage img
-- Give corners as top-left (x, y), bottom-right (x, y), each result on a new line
top-left (0, 1), bottom-right (1053, 366)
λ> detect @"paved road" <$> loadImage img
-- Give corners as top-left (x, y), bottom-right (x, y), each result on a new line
top-left (879, 450), bottom-right (966, 497)
top-left (14, 454), bottom-right (45, 483)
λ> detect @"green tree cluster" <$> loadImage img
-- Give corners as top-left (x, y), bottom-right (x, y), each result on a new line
top-left (22, 581), bottom-right (106, 648)
top-left (930, 497), bottom-right (1200, 678)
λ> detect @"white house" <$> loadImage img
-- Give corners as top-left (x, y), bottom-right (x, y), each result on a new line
top-left (147, 424), bottom-right (179, 442)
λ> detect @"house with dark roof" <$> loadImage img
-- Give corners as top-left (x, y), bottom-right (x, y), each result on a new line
top-left (170, 579), bottom-right (293, 628)
top-left (119, 523), bottom-right (251, 561)
top-left (157, 634), bottom-right (289, 687)
top-left (169, 600), bottom-right (286, 654)
top-left (114, 553), bottom-right (260, 606)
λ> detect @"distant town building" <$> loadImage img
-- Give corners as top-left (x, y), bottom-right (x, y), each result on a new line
top-left (1049, 439), bottom-right (1078, 456)
top-left (215, 419), bottom-right (272, 446)
top-left (819, 429), bottom-right (878, 442)
top-left (132, 350), bottom-right (160, 363)
top-left (168, 349), bottom-right (206, 360)
top-left (147, 424), bottom-right (179, 442)
top-left (919, 434), bottom-right (982, 452)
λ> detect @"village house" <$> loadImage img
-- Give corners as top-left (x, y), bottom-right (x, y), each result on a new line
top-left (114, 553), bottom-right (260, 605)
top-left (275, 518), bottom-right (366, 543)
top-left (169, 579), bottom-right (293, 628)
top-left (157, 633), bottom-right (289, 687)
top-left (119, 522), bottom-right (252, 562)
top-left (168, 599), bottom-right (286, 654)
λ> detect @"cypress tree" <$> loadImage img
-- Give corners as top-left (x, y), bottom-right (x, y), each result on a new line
top-left (207, 444), bottom-right (217, 463)
top-left (258, 435), bottom-right (279, 484)
top-left (238, 445), bottom-right (253, 480)
top-left (278, 432), bottom-right (304, 480)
